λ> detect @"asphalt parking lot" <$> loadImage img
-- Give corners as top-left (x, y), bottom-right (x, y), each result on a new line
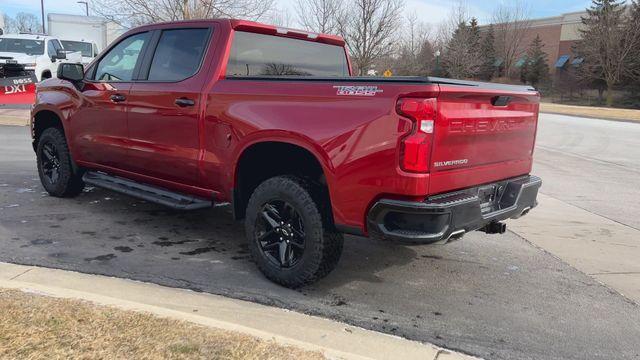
top-left (1, 114), bottom-right (640, 360)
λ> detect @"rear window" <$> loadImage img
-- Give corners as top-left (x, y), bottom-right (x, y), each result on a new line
top-left (226, 31), bottom-right (349, 77)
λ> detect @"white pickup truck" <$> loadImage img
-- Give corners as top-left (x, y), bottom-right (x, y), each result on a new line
top-left (59, 39), bottom-right (99, 67)
top-left (0, 33), bottom-right (82, 81)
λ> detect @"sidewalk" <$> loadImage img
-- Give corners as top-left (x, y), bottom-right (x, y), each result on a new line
top-left (508, 193), bottom-right (640, 304)
top-left (0, 262), bottom-right (476, 360)
top-left (0, 108), bottom-right (30, 126)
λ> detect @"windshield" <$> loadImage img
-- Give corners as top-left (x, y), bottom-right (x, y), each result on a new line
top-left (0, 38), bottom-right (45, 55)
top-left (61, 40), bottom-right (93, 57)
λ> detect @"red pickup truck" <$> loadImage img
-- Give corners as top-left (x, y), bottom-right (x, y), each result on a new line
top-left (31, 19), bottom-right (541, 288)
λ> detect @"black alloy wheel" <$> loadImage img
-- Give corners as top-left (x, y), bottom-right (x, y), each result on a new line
top-left (36, 127), bottom-right (85, 197)
top-left (245, 175), bottom-right (344, 288)
top-left (40, 142), bottom-right (61, 185)
top-left (255, 200), bottom-right (306, 268)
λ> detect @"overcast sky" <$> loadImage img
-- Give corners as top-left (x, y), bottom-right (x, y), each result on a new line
top-left (1, 0), bottom-right (595, 27)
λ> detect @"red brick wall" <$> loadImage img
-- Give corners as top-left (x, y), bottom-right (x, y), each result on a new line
top-left (558, 40), bottom-right (578, 58)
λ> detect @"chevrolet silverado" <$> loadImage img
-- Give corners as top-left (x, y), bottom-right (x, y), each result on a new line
top-left (31, 19), bottom-right (541, 288)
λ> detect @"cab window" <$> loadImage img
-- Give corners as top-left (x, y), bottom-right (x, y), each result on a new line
top-left (47, 40), bottom-right (56, 58)
top-left (93, 32), bottom-right (149, 82)
top-left (52, 40), bottom-right (63, 52)
top-left (146, 28), bottom-right (210, 81)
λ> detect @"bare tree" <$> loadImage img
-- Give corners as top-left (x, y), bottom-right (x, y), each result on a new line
top-left (403, 14), bottom-right (429, 59)
top-left (93, 0), bottom-right (275, 27)
top-left (294, 0), bottom-right (342, 34)
top-left (492, 0), bottom-right (531, 78)
top-left (627, 0), bottom-right (640, 82)
top-left (337, 0), bottom-right (404, 75)
top-left (395, 14), bottom-right (431, 75)
top-left (268, 6), bottom-right (294, 27)
top-left (5, 12), bottom-right (41, 34)
top-left (574, 0), bottom-right (640, 106)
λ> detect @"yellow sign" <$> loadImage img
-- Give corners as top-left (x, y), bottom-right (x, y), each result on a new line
top-left (383, 69), bottom-right (393, 77)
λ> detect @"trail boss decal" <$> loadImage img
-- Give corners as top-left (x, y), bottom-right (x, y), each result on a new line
top-left (333, 85), bottom-right (383, 96)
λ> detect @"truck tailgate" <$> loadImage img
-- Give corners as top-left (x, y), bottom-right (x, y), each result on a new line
top-left (429, 85), bottom-right (539, 194)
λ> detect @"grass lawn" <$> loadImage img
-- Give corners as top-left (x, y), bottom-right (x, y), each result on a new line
top-left (540, 103), bottom-right (640, 122)
top-left (0, 289), bottom-right (325, 359)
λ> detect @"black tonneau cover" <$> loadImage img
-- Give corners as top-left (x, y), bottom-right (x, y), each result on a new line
top-left (226, 75), bottom-right (536, 92)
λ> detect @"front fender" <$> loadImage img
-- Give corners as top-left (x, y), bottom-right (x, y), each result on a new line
top-left (31, 80), bottom-right (81, 151)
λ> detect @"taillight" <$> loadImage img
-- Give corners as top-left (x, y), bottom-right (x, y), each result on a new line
top-left (396, 98), bottom-right (437, 173)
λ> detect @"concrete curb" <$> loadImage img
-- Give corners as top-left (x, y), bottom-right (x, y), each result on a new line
top-left (0, 262), bottom-right (477, 360)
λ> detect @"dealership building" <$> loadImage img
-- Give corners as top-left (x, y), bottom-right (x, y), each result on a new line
top-left (483, 10), bottom-right (587, 79)
top-left (516, 10), bottom-right (586, 74)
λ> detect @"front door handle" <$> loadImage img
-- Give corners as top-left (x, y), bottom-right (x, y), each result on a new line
top-left (110, 94), bottom-right (126, 103)
top-left (175, 97), bottom-right (195, 107)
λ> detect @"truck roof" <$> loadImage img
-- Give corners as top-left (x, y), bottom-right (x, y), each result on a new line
top-left (125, 18), bottom-right (346, 47)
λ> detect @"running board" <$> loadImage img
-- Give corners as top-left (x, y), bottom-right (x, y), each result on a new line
top-left (82, 171), bottom-right (212, 210)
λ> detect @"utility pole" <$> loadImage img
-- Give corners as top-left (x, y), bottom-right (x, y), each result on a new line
top-left (40, 0), bottom-right (45, 34)
top-left (78, 1), bottom-right (89, 16)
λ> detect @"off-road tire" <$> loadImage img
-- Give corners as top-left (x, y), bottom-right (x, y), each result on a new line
top-left (245, 175), bottom-right (344, 288)
top-left (36, 127), bottom-right (85, 197)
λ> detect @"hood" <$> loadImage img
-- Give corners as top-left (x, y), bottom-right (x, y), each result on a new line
top-left (0, 52), bottom-right (39, 65)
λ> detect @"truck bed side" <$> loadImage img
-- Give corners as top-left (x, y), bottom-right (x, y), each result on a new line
top-left (203, 77), bottom-right (538, 233)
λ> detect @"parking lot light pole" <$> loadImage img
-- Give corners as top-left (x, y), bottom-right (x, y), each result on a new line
top-left (78, 1), bottom-right (89, 16)
top-left (41, 0), bottom-right (45, 34)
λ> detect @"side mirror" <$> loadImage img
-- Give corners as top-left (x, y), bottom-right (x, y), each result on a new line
top-left (55, 49), bottom-right (67, 60)
top-left (57, 63), bottom-right (84, 83)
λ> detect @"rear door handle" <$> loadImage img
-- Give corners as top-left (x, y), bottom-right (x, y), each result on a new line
top-left (110, 94), bottom-right (126, 103)
top-left (175, 97), bottom-right (195, 107)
